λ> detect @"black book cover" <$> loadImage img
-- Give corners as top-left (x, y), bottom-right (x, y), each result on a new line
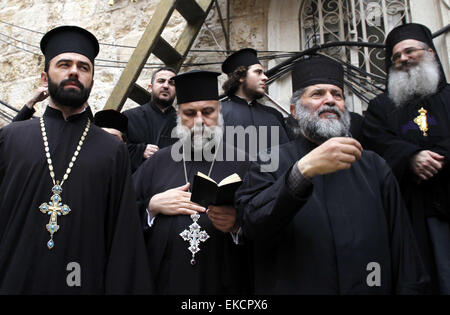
top-left (190, 172), bottom-right (242, 208)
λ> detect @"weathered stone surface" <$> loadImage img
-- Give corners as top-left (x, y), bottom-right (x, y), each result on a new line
top-left (0, 0), bottom-right (269, 126)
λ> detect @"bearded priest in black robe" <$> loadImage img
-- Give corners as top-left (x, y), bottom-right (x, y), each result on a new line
top-left (0, 26), bottom-right (152, 294)
top-left (362, 24), bottom-right (450, 294)
top-left (236, 55), bottom-right (429, 294)
top-left (133, 70), bottom-right (251, 294)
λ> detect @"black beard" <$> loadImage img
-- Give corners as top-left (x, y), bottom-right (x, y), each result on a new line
top-left (48, 75), bottom-right (92, 109)
top-left (153, 94), bottom-right (174, 109)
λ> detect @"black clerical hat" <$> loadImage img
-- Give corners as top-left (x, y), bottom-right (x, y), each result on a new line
top-left (221, 48), bottom-right (261, 75)
top-left (94, 110), bottom-right (128, 134)
top-left (173, 70), bottom-right (220, 104)
top-left (40, 25), bottom-right (99, 69)
top-left (292, 55), bottom-right (344, 92)
top-left (385, 23), bottom-right (435, 70)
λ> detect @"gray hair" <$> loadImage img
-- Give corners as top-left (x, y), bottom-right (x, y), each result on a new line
top-left (290, 88), bottom-right (307, 107)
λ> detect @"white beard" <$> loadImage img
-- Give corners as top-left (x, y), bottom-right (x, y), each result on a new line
top-left (388, 51), bottom-right (441, 107)
top-left (295, 103), bottom-right (351, 144)
top-left (174, 113), bottom-right (224, 154)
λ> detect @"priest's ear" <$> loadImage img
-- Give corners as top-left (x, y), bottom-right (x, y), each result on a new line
top-left (41, 71), bottom-right (49, 88)
top-left (147, 83), bottom-right (153, 94)
top-left (290, 103), bottom-right (297, 119)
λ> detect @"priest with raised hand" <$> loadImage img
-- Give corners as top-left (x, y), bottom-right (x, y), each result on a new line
top-left (0, 26), bottom-right (152, 294)
top-left (133, 70), bottom-right (251, 294)
top-left (235, 55), bottom-right (429, 294)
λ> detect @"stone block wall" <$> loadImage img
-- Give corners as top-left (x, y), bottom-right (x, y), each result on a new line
top-left (0, 0), bottom-right (269, 126)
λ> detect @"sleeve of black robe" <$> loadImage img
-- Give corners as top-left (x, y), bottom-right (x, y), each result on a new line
top-left (429, 88), bottom-right (450, 160)
top-left (123, 110), bottom-right (149, 173)
top-left (12, 105), bottom-right (35, 122)
top-left (362, 95), bottom-right (422, 178)
top-left (235, 161), bottom-right (312, 241)
top-left (103, 143), bottom-right (154, 294)
top-left (375, 154), bottom-right (430, 294)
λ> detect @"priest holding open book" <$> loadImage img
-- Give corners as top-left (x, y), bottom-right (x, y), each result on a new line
top-left (133, 70), bottom-right (251, 294)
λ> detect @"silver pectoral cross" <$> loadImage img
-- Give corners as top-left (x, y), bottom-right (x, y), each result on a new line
top-left (179, 212), bottom-right (210, 265)
top-left (39, 184), bottom-right (71, 249)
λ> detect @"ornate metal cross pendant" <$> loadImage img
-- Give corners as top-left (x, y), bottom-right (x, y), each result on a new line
top-left (179, 212), bottom-right (210, 265)
top-left (39, 184), bottom-right (71, 249)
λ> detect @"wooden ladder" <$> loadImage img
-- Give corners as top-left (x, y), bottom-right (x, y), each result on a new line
top-left (103, 0), bottom-right (215, 111)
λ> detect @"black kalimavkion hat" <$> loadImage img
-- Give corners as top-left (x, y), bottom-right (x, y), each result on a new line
top-left (172, 70), bottom-right (220, 104)
top-left (221, 48), bottom-right (261, 75)
top-left (291, 55), bottom-right (344, 92)
top-left (40, 25), bottom-right (99, 69)
top-left (94, 109), bottom-right (128, 134)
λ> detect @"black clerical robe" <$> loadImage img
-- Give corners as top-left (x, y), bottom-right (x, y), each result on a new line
top-left (133, 142), bottom-right (251, 294)
top-left (221, 95), bottom-right (290, 154)
top-left (123, 101), bottom-right (177, 172)
top-left (12, 105), bottom-right (94, 123)
top-left (362, 84), bottom-right (450, 292)
top-left (235, 137), bottom-right (429, 294)
top-left (12, 105), bottom-right (35, 122)
top-left (0, 106), bottom-right (152, 294)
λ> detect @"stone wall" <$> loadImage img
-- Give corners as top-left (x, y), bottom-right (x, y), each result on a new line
top-left (0, 0), bottom-right (269, 126)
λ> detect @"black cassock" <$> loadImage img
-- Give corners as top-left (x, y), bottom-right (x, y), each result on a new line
top-left (235, 137), bottom-right (429, 294)
top-left (123, 101), bottom-right (177, 172)
top-left (133, 142), bottom-right (251, 294)
top-left (0, 107), bottom-right (152, 294)
top-left (221, 95), bottom-right (290, 153)
top-left (362, 84), bottom-right (450, 292)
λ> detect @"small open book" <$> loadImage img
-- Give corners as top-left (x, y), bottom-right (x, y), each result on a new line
top-left (190, 172), bottom-right (242, 208)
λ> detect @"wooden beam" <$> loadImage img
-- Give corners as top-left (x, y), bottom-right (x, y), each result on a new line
top-left (129, 83), bottom-right (152, 105)
top-left (103, 0), bottom-right (177, 111)
top-left (153, 36), bottom-right (183, 65)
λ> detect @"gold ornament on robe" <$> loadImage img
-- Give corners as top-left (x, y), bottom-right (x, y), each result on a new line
top-left (413, 107), bottom-right (428, 136)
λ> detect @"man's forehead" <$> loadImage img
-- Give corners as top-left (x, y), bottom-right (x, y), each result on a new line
top-left (248, 63), bottom-right (264, 71)
top-left (393, 39), bottom-right (424, 52)
top-left (50, 52), bottom-right (93, 66)
top-left (305, 84), bottom-right (342, 92)
top-left (155, 70), bottom-right (176, 80)
top-left (180, 100), bottom-right (219, 110)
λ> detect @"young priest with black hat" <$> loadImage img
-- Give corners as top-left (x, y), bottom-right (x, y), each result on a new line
top-left (221, 48), bottom-right (290, 155)
top-left (363, 23), bottom-right (450, 294)
top-left (133, 70), bottom-right (251, 294)
top-left (0, 26), bottom-right (152, 294)
top-left (235, 55), bottom-right (429, 294)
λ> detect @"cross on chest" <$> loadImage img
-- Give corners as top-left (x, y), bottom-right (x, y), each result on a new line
top-left (179, 212), bottom-right (210, 265)
top-left (39, 184), bottom-right (71, 249)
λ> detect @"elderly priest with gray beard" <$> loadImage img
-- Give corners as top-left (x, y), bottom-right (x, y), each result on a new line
top-left (133, 70), bottom-right (251, 294)
top-left (363, 23), bottom-right (450, 295)
top-left (235, 55), bottom-right (429, 294)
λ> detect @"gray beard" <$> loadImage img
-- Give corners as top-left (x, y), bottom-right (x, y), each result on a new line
top-left (174, 113), bottom-right (224, 154)
top-left (295, 103), bottom-right (351, 144)
top-left (388, 51), bottom-right (440, 107)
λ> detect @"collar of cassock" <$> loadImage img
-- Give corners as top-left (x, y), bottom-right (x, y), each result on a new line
top-left (229, 94), bottom-right (259, 107)
top-left (43, 105), bottom-right (91, 122)
top-left (150, 101), bottom-right (175, 115)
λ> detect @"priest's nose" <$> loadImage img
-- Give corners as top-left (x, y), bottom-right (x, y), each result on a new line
top-left (194, 114), bottom-right (203, 126)
top-left (323, 92), bottom-right (336, 106)
top-left (68, 64), bottom-right (79, 78)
